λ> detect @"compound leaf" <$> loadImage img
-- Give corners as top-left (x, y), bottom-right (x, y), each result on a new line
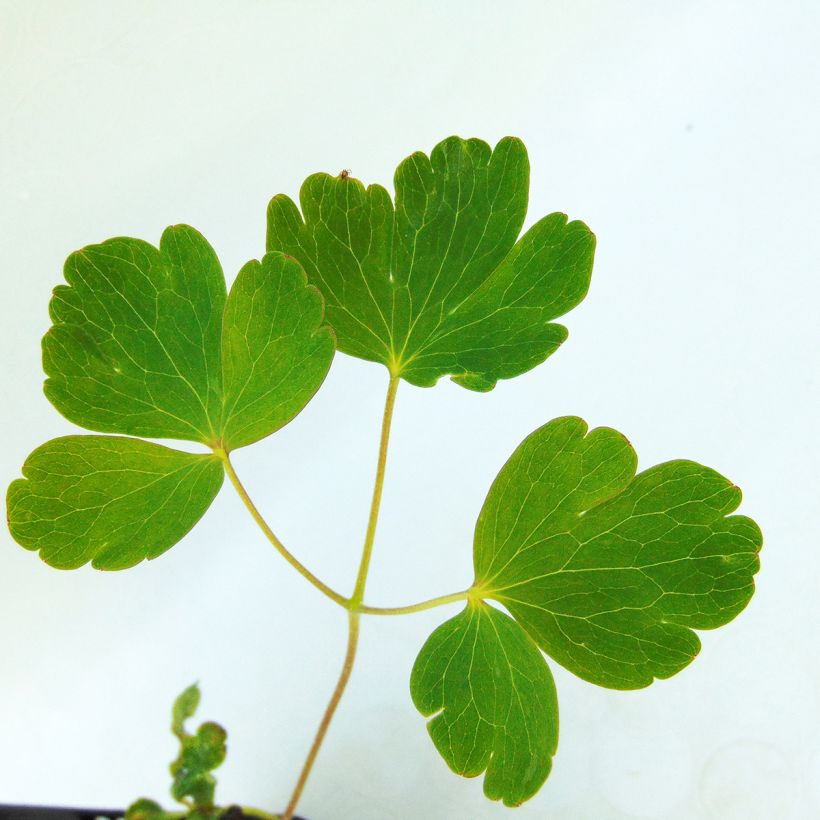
top-left (221, 252), bottom-right (334, 450)
top-left (12, 228), bottom-right (335, 572)
top-left (475, 416), bottom-right (763, 689)
top-left (44, 225), bottom-right (226, 444)
top-left (6, 436), bottom-right (223, 569)
top-left (411, 601), bottom-right (558, 807)
top-left (267, 135), bottom-right (595, 391)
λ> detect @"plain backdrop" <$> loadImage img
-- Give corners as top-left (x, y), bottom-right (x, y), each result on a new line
top-left (1, 2), bottom-right (818, 818)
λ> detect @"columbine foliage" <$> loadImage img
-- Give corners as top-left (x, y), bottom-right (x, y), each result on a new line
top-left (8, 233), bottom-right (333, 569)
top-left (6, 135), bottom-right (761, 814)
top-left (267, 136), bottom-right (595, 390)
top-left (7, 436), bottom-right (222, 569)
top-left (473, 417), bottom-right (761, 691)
top-left (410, 602), bottom-right (559, 807)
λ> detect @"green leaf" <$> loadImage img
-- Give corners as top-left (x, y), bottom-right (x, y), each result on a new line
top-left (43, 225), bottom-right (334, 449)
top-left (44, 226), bottom-right (227, 443)
top-left (267, 135), bottom-right (595, 391)
top-left (411, 601), bottom-right (558, 807)
top-left (221, 252), bottom-right (334, 450)
top-left (474, 416), bottom-right (763, 690)
top-left (125, 798), bottom-right (172, 820)
top-left (130, 686), bottom-right (233, 818)
top-left (171, 721), bottom-right (227, 806)
top-left (14, 229), bottom-right (336, 570)
top-left (173, 683), bottom-right (201, 740)
top-left (6, 436), bottom-right (223, 569)
top-left (186, 721), bottom-right (228, 771)
top-left (169, 692), bottom-right (227, 810)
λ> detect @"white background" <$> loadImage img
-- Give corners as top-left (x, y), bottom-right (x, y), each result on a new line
top-left (1, 2), bottom-right (818, 818)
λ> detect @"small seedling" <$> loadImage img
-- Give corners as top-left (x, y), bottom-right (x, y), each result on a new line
top-left (125, 684), bottom-right (289, 820)
top-left (6, 136), bottom-right (762, 817)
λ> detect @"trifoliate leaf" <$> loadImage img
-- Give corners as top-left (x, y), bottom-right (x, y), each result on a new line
top-left (474, 416), bottom-right (763, 690)
top-left (6, 436), bottom-right (222, 569)
top-left (11, 230), bottom-right (335, 570)
top-left (221, 252), bottom-right (334, 450)
top-left (266, 136), bottom-right (595, 391)
top-left (410, 601), bottom-right (558, 807)
top-left (43, 225), bottom-right (334, 449)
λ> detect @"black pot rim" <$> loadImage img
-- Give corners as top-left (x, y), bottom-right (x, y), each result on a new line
top-left (0, 805), bottom-right (307, 820)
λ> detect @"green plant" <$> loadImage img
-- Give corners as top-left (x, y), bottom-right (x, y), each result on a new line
top-left (124, 685), bottom-right (279, 820)
top-left (6, 135), bottom-right (762, 818)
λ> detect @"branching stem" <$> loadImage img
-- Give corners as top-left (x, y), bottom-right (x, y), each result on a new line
top-left (282, 374), bottom-right (399, 818)
top-left (220, 375), bottom-right (471, 819)
top-left (219, 445), bottom-right (471, 618)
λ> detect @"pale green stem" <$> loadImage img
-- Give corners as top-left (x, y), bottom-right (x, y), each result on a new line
top-left (283, 374), bottom-right (400, 819)
top-left (359, 589), bottom-right (472, 615)
top-left (217, 445), bottom-right (470, 618)
top-left (350, 374), bottom-right (400, 607)
top-left (220, 376), bottom-right (472, 820)
top-left (216, 448), bottom-right (349, 609)
top-left (281, 611), bottom-right (360, 820)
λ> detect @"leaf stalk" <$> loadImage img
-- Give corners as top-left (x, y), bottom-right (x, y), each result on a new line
top-left (350, 374), bottom-right (400, 607)
top-left (359, 589), bottom-right (471, 615)
top-left (216, 447), bottom-right (349, 608)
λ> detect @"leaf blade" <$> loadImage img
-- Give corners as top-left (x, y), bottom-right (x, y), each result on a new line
top-left (401, 213), bottom-right (595, 389)
top-left (7, 436), bottom-right (223, 569)
top-left (411, 601), bottom-right (558, 807)
top-left (267, 175), bottom-right (395, 366)
top-left (43, 226), bottom-right (226, 443)
top-left (266, 136), bottom-right (595, 390)
top-left (172, 683), bottom-right (201, 740)
top-left (220, 251), bottom-right (335, 451)
top-left (474, 417), bottom-right (763, 689)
